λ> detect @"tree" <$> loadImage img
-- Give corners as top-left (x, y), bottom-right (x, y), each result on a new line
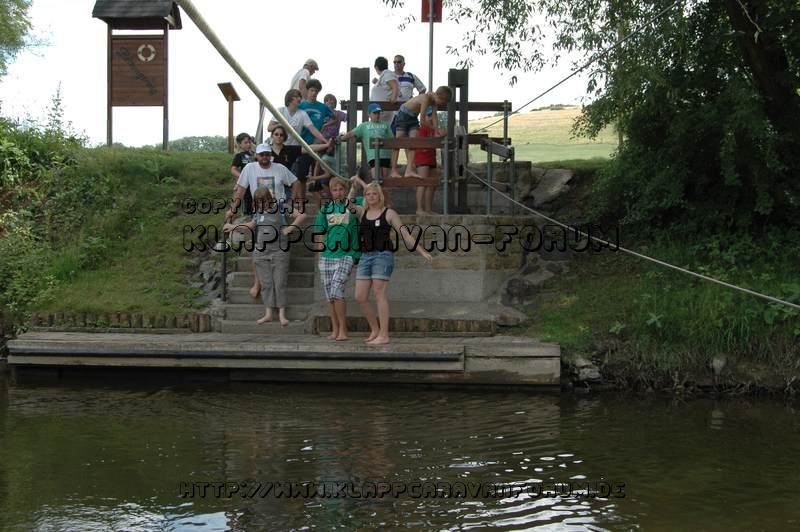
top-left (0, 0), bottom-right (32, 76)
top-left (382, 0), bottom-right (800, 231)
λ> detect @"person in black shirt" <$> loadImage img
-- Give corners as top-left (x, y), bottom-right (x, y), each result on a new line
top-left (230, 132), bottom-right (254, 216)
top-left (348, 178), bottom-right (432, 345)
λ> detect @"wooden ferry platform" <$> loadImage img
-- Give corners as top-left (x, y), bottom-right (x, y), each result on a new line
top-left (7, 329), bottom-right (559, 387)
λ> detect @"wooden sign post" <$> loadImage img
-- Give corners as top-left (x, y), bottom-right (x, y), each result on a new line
top-left (217, 82), bottom-right (240, 154)
top-left (93, 1), bottom-right (182, 149)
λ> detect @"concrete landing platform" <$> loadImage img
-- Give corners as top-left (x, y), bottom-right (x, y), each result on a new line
top-left (7, 331), bottom-right (560, 387)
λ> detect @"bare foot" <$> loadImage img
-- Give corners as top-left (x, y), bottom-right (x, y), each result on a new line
top-left (416, 210), bottom-right (427, 216)
top-left (249, 284), bottom-right (261, 299)
top-left (279, 317), bottom-right (290, 326)
top-left (363, 331), bottom-right (379, 343)
top-left (389, 171), bottom-right (402, 178)
top-left (404, 171), bottom-right (421, 178)
top-left (326, 333), bottom-right (337, 340)
top-left (256, 314), bottom-right (272, 324)
top-left (366, 336), bottom-right (390, 345)
top-left (335, 335), bottom-right (349, 341)
top-left (426, 210), bottom-right (438, 215)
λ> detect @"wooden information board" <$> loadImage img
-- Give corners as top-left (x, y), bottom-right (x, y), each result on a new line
top-left (110, 35), bottom-right (166, 106)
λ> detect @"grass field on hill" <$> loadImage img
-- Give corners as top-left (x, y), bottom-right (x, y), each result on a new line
top-left (466, 105), bottom-right (617, 163)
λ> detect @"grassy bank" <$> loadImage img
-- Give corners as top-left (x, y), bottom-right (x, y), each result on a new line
top-left (0, 127), bottom-right (231, 333)
top-left (519, 231), bottom-right (800, 394)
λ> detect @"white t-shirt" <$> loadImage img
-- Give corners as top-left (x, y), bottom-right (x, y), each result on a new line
top-left (290, 67), bottom-right (311, 91)
top-left (271, 107), bottom-right (313, 146)
top-left (237, 161), bottom-right (298, 203)
top-left (370, 70), bottom-right (398, 125)
top-left (396, 70), bottom-right (427, 101)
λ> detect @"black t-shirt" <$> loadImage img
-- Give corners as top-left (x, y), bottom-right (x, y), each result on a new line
top-left (359, 208), bottom-right (395, 252)
top-left (232, 151), bottom-right (254, 215)
top-left (272, 145), bottom-right (301, 169)
top-left (231, 151), bottom-right (254, 172)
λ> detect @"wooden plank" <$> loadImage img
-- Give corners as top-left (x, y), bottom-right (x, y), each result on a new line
top-left (463, 133), bottom-right (488, 145)
top-left (341, 101), bottom-right (512, 113)
top-left (380, 177), bottom-right (440, 188)
top-left (466, 102), bottom-right (513, 112)
top-left (481, 140), bottom-right (514, 159)
top-left (370, 137), bottom-right (444, 150)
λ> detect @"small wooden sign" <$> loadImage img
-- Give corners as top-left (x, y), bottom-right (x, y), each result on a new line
top-left (110, 35), bottom-right (166, 106)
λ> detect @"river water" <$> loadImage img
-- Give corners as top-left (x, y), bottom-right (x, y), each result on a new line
top-left (1, 378), bottom-right (798, 531)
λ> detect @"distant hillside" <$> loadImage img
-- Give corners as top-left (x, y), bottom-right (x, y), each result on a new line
top-left (467, 106), bottom-right (617, 162)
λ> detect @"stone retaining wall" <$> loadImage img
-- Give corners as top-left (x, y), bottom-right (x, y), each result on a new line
top-left (29, 311), bottom-right (214, 332)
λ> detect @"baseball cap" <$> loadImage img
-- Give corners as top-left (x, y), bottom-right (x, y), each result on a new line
top-left (368, 103), bottom-right (382, 114)
top-left (305, 58), bottom-right (319, 70)
top-left (425, 106), bottom-right (434, 116)
top-left (255, 143), bottom-right (272, 154)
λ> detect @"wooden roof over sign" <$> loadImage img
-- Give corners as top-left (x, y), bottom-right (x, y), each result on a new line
top-left (92, 0), bottom-right (182, 30)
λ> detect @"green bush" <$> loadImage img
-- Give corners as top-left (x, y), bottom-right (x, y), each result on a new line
top-left (0, 225), bottom-right (56, 332)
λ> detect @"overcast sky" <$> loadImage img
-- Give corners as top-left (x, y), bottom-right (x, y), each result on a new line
top-left (0, 0), bottom-right (589, 147)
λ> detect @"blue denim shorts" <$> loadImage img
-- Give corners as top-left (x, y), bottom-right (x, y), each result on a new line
top-left (356, 250), bottom-right (395, 281)
top-left (394, 106), bottom-right (420, 134)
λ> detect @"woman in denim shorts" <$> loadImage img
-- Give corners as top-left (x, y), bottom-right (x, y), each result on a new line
top-left (348, 178), bottom-right (432, 345)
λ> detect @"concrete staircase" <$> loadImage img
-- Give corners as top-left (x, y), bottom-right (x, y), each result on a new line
top-left (217, 212), bottom-right (532, 337)
top-left (220, 217), bottom-right (318, 334)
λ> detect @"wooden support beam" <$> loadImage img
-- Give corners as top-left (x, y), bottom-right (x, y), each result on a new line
top-left (370, 137), bottom-right (444, 150)
top-left (481, 140), bottom-right (514, 159)
top-left (379, 177), bottom-right (440, 188)
top-left (341, 101), bottom-right (513, 113)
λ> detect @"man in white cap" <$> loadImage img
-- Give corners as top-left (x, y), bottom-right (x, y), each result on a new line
top-left (227, 143), bottom-right (301, 222)
top-left (290, 59), bottom-right (320, 100)
top-left (227, 142), bottom-right (303, 299)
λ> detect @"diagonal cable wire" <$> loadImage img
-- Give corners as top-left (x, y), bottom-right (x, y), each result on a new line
top-left (177, 0), bottom-right (339, 179)
top-left (466, 168), bottom-right (800, 310)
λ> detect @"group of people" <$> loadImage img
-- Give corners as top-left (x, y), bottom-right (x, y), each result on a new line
top-left (223, 56), bottom-right (451, 343)
top-left (225, 152), bottom-right (432, 344)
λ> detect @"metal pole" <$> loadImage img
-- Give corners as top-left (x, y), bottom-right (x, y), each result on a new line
top-left (106, 26), bottom-right (112, 147)
top-left (503, 100), bottom-right (509, 145)
top-left (227, 97), bottom-right (234, 153)
top-left (428, 0), bottom-right (434, 91)
top-left (486, 147), bottom-right (493, 215)
top-left (163, 26), bottom-right (169, 150)
top-left (509, 146), bottom-right (516, 215)
top-left (442, 136), bottom-right (449, 215)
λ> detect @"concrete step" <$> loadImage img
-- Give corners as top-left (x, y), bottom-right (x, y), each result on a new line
top-left (219, 319), bottom-right (311, 335)
top-left (308, 300), bottom-right (522, 336)
top-left (226, 287), bottom-right (315, 305)
top-left (229, 271), bottom-right (314, 289)
top-left (230, 255), bottom-right (316, 272)
top-left (224, 303), bottom-right (312, 321)
top-left (312, 315), bottom-right (495, 336)
top-left (229, 243), bottom-right (318, 258)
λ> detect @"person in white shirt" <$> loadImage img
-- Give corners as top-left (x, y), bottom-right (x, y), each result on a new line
top-left (226, 143), bottom-right (302, 300)
top-left (393, 55), bottom-right (427, 102)
top-left (289, 58), bottom-right (319, 100)
top-left (369, 56), bottom-right (399, 127)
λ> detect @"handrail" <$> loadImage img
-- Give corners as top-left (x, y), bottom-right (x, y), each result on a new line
top-left (341, 100), bottom-right (512, 113)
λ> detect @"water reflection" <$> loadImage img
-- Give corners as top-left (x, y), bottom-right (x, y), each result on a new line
top-left (1, 381), bottom-right (798, 530)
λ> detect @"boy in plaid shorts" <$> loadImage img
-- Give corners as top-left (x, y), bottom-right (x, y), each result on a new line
top-left (314, 176), bottom-right (360, 340)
